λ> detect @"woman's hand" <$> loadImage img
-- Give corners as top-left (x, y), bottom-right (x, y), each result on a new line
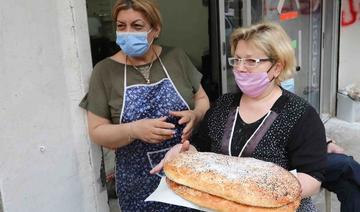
top-left (150, 140), bottom-right (196, 174)
top-left (169, 86), bottom-right (210, 141)
top-left (169, 110), bottom-right (197, 141)
top-left (131, 117), bottom-right (175, 144)
top-left (327, 141), bottom-right (345, 154)
top-left (296, 172), bottom-right (321, 198)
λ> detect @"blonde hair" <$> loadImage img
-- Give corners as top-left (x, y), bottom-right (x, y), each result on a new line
top-left (230, 22), bottom-right (296, 83)
top-left (112, 0), bottom-right (162, 29)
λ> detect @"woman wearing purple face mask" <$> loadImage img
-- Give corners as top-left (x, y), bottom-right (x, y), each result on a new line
top-left (151, 22), bottom-right (326, 212)
top-left (80, 0), bottom-right (209, 211)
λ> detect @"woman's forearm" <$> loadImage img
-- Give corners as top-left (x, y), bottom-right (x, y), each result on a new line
top-left (297, 172), bottom-right (322, 198)
top-left (193, 98), bottom-right (209, 124)
top-left (90, 122), bottom-right (134, 149)
top-left (193, 86), bottom-right (210, 125)
top-left (87, 111), bottom-right (134, 149)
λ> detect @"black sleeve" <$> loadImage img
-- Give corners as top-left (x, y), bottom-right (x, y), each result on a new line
top-left (190, 109), bottom-right (213, 152)
top-left (287, 105), bottom-right (327, 182)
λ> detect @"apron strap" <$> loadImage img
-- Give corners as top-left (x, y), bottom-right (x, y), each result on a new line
top-left (241, 111), bottom-right (278, 157)
top-left (220, 107), bottom-right (238, 155)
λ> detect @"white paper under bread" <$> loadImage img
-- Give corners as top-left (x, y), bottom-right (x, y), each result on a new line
top-left (145, 177), bottom-right (213, 211)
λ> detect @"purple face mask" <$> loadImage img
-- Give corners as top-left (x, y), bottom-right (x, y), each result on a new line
top-left (233, 70), bottom-right (271, 98)
top-left (234, 71), bottom-right (270, 97)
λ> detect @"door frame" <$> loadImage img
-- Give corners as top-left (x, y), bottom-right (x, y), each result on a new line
top-left (320, 0), bottom-right (340, 116)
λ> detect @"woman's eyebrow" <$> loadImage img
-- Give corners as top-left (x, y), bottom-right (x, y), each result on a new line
top-left (131, 19), bottom-right (146, 24)
top-left (116, 19), bottom-right (145, 24)
top-left (235, 53), bottom-right (256, 58)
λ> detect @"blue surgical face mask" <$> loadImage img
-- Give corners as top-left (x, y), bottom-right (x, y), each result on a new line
top-left (281, 78), bottom-right (295, 93)
top-left (116, 29), bottom-right (152, 57)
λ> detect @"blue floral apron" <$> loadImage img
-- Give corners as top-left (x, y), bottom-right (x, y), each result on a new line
top-left (115, 56), bottom-right (194, 211)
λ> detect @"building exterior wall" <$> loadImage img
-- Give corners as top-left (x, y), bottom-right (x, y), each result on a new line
top-left (338, 0), bottom-right (360, 89)
top-left (0, 0), bottom-right (108, 211)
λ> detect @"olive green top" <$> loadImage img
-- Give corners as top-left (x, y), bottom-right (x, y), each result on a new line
top-left (79, 47), bottom-right (202, 124)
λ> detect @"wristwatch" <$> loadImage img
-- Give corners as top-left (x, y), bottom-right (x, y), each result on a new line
top-left (326, 140), bottom-right (336, 145)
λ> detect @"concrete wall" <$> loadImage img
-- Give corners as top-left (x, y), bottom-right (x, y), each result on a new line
top-left (0, 0), bottom-right (108, 212)
top-left (338, 0), bottom-right (360, 89)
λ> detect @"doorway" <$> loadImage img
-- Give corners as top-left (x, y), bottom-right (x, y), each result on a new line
top-left (217, 0), bottom-right (326, 111)
top-left (84, 1), bottom-right (216, 211)
top-left (85, 0), bottom-right (220, 101)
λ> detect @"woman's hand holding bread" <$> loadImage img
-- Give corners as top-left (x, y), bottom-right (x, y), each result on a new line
top-left (150, 140), bottom-right (197, 174)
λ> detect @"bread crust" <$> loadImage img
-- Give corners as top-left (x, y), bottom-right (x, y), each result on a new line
top-left (164, 152), bottom-right (301, 208)
top-left (166, 178), bottom-right (300, 212)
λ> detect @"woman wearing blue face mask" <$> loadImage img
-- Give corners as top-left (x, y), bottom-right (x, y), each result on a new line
top-left (152, 22), bottom-right (327, 212)
top-left (80, 0), bottom-right (209, 211)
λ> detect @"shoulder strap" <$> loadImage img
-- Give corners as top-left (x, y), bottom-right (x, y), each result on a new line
top-left (220, 107), bottom-right (238, 155)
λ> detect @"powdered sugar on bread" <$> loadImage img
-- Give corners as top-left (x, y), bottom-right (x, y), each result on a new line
top-left (164, 152), bottom-right (301, 208)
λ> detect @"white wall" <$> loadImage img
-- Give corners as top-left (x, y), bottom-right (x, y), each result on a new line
top-left (0, 0), bottom-right (108, 212)
top-left (338, 0), bottom-right (360, 89)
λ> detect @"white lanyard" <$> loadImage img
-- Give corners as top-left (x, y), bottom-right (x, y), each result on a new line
top-left (227, 107), bottom-right (272, 157)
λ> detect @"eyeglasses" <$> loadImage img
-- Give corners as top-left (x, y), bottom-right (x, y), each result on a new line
top-left (228, 57), bottom-right (273, 68)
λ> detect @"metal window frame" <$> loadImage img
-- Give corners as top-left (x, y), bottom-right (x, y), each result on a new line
top-left (320, 0), bottom-right (340, 116)
top-left (219, 0), bottom-right (252, 94)
top-left (218, 0), bottom-right (228, 94)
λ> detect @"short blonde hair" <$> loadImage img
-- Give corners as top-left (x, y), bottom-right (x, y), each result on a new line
top-left (230, 22), bottom-right (296, 83)
top-left (112, 0), bottom-right (162, 29)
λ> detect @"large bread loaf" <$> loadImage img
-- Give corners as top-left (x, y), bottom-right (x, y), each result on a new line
top-left (166, 178), bottom-right (301, 212)
top-left (164, 152), bottom-right (301, 208)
